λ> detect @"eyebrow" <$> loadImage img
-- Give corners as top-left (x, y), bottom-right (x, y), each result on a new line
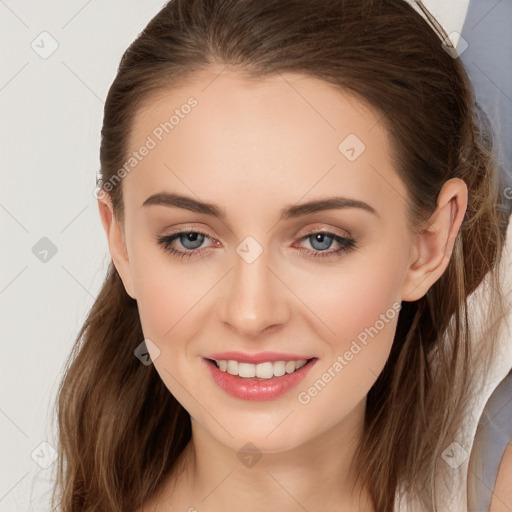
top-left (142, 192), bottom-right (379, 220)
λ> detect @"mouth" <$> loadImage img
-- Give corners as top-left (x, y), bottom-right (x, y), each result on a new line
top-left (203, 356), bottom-right (317, 401)
top-left (206, 357), bottom-right (317, 380)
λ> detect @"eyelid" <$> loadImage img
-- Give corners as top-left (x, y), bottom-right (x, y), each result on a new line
top-left (160, 225), bottom-right (219, 243)
top-left (294, 223), bottom-right (353, 240)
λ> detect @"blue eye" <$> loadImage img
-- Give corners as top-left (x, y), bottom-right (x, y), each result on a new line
top-left (173, 232), bottom-right (206, 250)
top-left (156, 229), bottom-right (357, 261)
top-left (300, 232), bottom-right (356, 258)
top-left (156, 230), bottom-right (211, 259)
top-left (156, 230), bottom-right (213, 260)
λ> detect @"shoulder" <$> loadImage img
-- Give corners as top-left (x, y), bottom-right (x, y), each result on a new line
top-left (489, 440), bottom-right (512, 512)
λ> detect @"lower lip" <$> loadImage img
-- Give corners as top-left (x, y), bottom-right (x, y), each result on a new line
top-left (204, 358), bottom-right (317, 401)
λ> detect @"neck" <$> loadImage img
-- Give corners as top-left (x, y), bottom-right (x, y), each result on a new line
top-left (153, 398), bottom-right (374, 512)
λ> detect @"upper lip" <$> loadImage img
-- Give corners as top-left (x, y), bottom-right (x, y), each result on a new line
top-left (204, 351), bottom-right (316, 364)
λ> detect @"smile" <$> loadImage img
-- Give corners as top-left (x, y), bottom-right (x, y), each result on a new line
top-left (213, 359), bottom-right (308, 379)
top-left (204, 357), bottom-right (317, 401)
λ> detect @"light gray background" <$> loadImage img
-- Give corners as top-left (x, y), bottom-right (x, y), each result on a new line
top-left (1, 1), bottom-right (511, 511)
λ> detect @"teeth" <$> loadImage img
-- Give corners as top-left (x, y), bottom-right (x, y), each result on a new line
top-left (285, 361), bottom-right (296, 374)
top-left (238, 362), bottom-right (256, 378)
top-left (214, 359), bottom-right (309, 379)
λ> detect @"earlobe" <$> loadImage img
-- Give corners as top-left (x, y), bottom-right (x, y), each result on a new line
top-left (401, 178), bottom-right (468, 302)
top-left (97, 196), bottom-right (137, 300)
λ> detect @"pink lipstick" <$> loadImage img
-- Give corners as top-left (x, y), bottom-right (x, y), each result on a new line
top-left (203, 353), bottom-right (317, 401)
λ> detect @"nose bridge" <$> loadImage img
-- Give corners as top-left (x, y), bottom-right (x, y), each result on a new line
top-left (220, 244), bottom-right (289, 336)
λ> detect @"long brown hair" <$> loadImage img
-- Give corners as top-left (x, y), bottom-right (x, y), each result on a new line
top-left (50, 1), bottom-right (511, 510)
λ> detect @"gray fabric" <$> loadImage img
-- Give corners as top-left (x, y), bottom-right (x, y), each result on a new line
top-left (460, 0), bottom-right (512, 218)
top-left (460, 2), bottom-right (512, 510)
top-left (461, 2), bottom-right (512, 509)
top-left (469, 369), bottom-right (512, 512)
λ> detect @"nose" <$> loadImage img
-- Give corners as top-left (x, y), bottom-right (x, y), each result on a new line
top-left (219, 250), bottom-right (291, 339)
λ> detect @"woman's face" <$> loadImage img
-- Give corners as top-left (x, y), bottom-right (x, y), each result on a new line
top-left (105, 68), bottom-right (420, 453)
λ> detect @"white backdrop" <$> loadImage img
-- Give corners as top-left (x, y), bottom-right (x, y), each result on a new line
top-left (1, 1), bottom-right (510, 511)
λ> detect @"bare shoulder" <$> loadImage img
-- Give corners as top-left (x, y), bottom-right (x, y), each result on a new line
top-left (489, 441), bottom-right (512, 512)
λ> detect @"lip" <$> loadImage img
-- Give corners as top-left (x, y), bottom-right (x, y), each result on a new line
top-left (203, 356), bottom-right (317, 401)
top-left (204, 351), bottom-right (316, 364)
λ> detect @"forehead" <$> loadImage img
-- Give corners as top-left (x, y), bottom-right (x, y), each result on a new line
top-left (123, 68), bottom-right (408, 222)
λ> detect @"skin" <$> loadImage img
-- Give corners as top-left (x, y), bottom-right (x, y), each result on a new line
top-left (98, 66), bottom-right (468, 512)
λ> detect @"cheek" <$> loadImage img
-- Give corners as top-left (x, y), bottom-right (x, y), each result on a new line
top-left (293, 250), bottom-right (405, 346)
top-left (292, 262), bottom-right (403, 425)
top-left (128, 244), bottom-right (196, 341)
top-left (134, 271), bottom-right (205, 344)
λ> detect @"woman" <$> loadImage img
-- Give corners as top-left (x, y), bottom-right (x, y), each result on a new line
top-left (50, 1), bottom-right (511, 511)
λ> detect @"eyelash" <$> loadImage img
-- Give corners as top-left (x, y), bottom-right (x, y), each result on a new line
top-left (156, 229), bottom-right (357, 261)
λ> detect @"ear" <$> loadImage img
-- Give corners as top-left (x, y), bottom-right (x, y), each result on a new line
top-left (97, 195), bottom-right (137, 299)
top-left (401, 178), bottom-right (468, 302)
